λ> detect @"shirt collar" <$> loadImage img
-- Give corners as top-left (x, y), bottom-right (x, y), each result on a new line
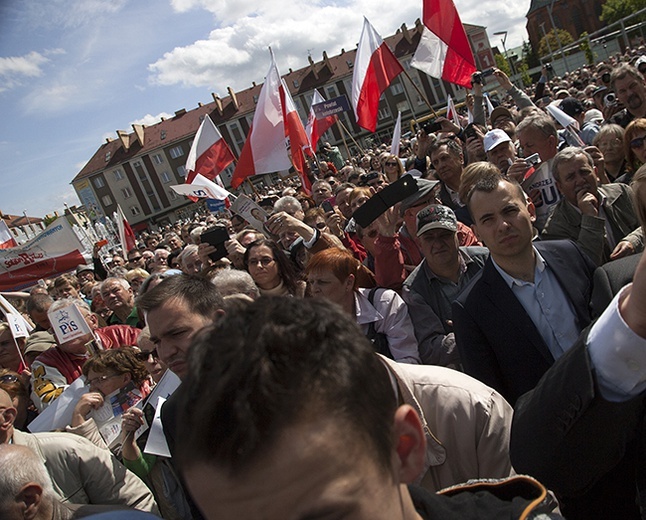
top-left (491, 246), bottom-right (546, 288)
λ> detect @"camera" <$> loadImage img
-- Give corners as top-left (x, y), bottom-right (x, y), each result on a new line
top-left (471, 68), bottom-right (495, 86)
top-left (545, 63), bottom-right (553, 71)
top-left (604, 92), bottom-right (617, 108)
top-left (421, 119), bottom-right (443, 135)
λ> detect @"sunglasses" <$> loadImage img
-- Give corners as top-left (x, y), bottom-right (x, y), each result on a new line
top-left (128, 256), bottom-right (142, 262)
top-left (385, 162), bottom-right (398, 167)
top-left (85, 373), bottom-right (121, 387)
top-left (134, 349), bottom-right (160, 362)
top-left (630, 136), bottom-right (646, 149)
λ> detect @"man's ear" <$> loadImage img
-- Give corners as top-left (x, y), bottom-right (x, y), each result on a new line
top-left (17, 482), bottom-right (44, 520)
top-left (0, 406), bottom-right (17, 431)
top-left (392, 404), bottom-right (426, 484)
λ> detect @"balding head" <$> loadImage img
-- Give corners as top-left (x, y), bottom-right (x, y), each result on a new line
top-left (0, 388), bottom-right (16, 444)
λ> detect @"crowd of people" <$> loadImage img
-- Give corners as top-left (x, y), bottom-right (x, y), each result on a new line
top-left (2, 46), bottom-right (646, 519)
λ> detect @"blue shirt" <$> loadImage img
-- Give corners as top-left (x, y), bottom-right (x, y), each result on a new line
top-left (492, 248), bottom-right (580, 360)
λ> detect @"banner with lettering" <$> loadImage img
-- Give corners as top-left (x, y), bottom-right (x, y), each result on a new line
top-left (0, 218), bottom-right (87, 291)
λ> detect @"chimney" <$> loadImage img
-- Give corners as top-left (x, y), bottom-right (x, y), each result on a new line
top-left (174, 108), bottom-right (187, 117)
top-left (116, 130), bottom-right (130, 151)
top-left (132, 124), bottom-right (145, 147)
top-left (308, 55), bottom-right (319, 79)
top-left (227, 87), bottom-right (239, 110)
top-left (211, 93), bottom-right (223, 115)
top-left (401, 23), bottom-right (411, 43)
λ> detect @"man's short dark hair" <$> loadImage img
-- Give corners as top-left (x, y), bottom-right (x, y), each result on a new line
top-left (429, 138), bottom-right (463, 159)
top-left (176, 297), bottom-right (397, 475)
top-left (610, 63), bottom-right (643, 90)
top-left (466, 174), bottom-right (525, 218)
top-left (136, 275), bottom-right (223, 319)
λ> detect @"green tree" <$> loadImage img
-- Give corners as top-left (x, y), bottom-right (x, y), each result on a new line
top-left (494, 53), bottom-right (511, 76)
top-left (579, 32), bottom-right (595, 64)
top-left (538, 28), bottom-right (575, 58)
top-left (601, 0), bottom-right (646, 24)
top-left (521, 40), bottom-right (540, 70)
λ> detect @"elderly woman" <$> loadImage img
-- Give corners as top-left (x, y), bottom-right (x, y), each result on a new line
top-left (306, 248), bottom-right (421, 364)
top-left (592, 124), bottom-right (627, 183)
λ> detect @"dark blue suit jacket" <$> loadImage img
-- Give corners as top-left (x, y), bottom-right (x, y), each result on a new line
top-left (453, 240), bottom-right (595, 406)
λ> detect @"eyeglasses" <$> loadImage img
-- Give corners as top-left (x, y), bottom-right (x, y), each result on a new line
top-left (134, 349), bottom-right (160, 362)
top-left (248, 256), bottom-right (275, 267)
top-left (85, 373), bottom-right (121, 387)
top-left (630, 136), bottom-right (646, 149)
top-left (385, 162), bottom-right (398, 167)
top-left (0, 374), bottom-right (19, 384)
top-left (128, 256), bottom-right (142, 262)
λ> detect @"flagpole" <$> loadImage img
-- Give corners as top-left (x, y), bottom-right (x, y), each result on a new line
top-left (333, 117), bottom-right (354, 159)
top-left (399, 67), bottom-right (437, 117)
top-left (335, 118), bottom-right (365, 155)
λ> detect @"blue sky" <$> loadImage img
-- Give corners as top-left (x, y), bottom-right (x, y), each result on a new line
top-left (0, 0), bottom-right (530, 218)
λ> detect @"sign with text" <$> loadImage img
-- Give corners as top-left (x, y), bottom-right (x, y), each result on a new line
top-left (230, 194), bottom-right (269, 234)
top-left (48, 303), bottom-right (92, 345)
top-left (312, 95), bottom-right (351, 119)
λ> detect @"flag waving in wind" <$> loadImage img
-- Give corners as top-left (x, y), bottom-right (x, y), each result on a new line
top-left (306, 89), bottom-right (336, 152)
top-left (0, 221), bottom-right (17, 250)
top-left (115, 206), bottom-right (136, 255)
top-left (185, 115), bottom-right (235, 185)
top-left (280, 79), bottom-right (314, 194)
top-left (352, 18), bottom-right (404, 132)
top-left (410, 0), bottom-right (476, 88)
top-left (231, 50), bottom-right (292, 189)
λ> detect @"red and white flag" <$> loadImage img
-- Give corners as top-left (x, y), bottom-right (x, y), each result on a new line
top-left (280, 79), bottom-right (314, 194)
top-left (231, 51), bottom-right (292, 189)
top-left (185, 114), bottom-right (235, 186)
top-left (390, 111), bottom-right (402, 157)
top-left (352, 17), bottom-right (404, 132)
top-left (446, 95), bottom-right (461, 128)
top-left (115, 205), bottom-right (136, 255)
top-left (410, 0), bottom-right (476, 88)
top-left (306, 89), bottom-right (336, 152)
top-left (0, 221), bottom-right (17, 250)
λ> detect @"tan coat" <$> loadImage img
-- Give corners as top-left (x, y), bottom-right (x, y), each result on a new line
top-left (380, 356), bottom-right (514, 492)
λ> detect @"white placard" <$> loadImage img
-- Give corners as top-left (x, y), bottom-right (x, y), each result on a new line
top-left (48, 303), bottom-right (92, 345)
top-left (143, 396), bottom-right (171, 458)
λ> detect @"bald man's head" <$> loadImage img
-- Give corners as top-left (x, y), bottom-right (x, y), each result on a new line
top-left (0, 388), bottom-right (16, 444)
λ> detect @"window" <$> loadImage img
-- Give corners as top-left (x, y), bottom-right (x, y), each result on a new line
top-left (93, 177), bottom-right (105, 189)
top-left (390, 81), bottom-right (404, 95)
top-left (160, 171), bottom-right (171, 183)
top-left (121, 187), bottom-right (133, 199)
top-left (377, 105), bottom-right (391, 120)
top-left (101, 195), bottom-right (113, 206)
top-left (160, 130), bottom-right (166, 140)
top-left (105, 152), bottom-right (111, 162)
top-left (177, 165), bottom-right (186, 177)
top-left (131, 206), bottom-right (141, 216)
top-left (396, 100), bottom-right (410, 113)
top-left (113, 169), bottom-right (124, 181)
top-left (152, 153), bottom-right (164, 165)
top-left (169, 146), bottom-right (184, 159)
top-left (168, 189), bottom-right (178, 200)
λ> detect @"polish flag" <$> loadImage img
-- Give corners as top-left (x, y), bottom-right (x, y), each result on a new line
top-left (280, 79), bottom-right (314, 194)
top-left (352, 18), bottom-right (404, 132)
top-left (185, 115), bottom-right (235, 185)
top-left (115, 206), bottom-right (136, 255)
top-left (306, 89), bottom-right (336, 152)
top-left (0, 220), bottom-right (17, 249)
top-left (410, 0), bottom-right (476, 88)
top-left (231, 51), bottom-right (292, 189)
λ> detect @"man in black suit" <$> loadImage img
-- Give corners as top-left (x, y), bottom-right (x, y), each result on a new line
top-left (453, 173), bottom-right (595, 405)
top-left (511, 250), bottom-right (646, 519)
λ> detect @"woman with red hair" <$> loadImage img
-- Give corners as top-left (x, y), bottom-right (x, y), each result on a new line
top-left (306, 248), bottom-right (420, 364)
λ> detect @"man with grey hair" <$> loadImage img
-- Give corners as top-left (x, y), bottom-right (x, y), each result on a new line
top-left (273, 195), bottom-right (305, 220)
top-left (311, 180), bottom-right (333, 206)
top-left (610, 62), bottom-right (646, 128)
top-left (178, 244), bottom-right (202, 275)
top-left (30, 298), bottom-right (140, 410)
top-left (0, 390), bottom-right (158, 514)
top-left (210, 269), bottom-right (260, 300)
top-left (543, 147), bottom-right (642, 266)
top-left (100, 277), bottom-right (140, 327)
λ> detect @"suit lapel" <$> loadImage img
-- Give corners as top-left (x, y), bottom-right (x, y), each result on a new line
top-left (481, 260), bottom-right (555, 364)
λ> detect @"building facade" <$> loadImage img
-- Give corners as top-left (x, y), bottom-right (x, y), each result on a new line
top-left (72, 19), bottom-right (492, 231)
top-left (526, 0), bottom-right (605, 55)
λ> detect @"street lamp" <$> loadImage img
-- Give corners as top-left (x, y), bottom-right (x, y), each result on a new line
top-left (493, 31), bottom-right (517, 83)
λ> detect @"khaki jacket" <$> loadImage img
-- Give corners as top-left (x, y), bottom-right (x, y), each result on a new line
top-left (380, 356), bottom-right (514, 492)
top-left (12, 429), bottom-right (158, 513)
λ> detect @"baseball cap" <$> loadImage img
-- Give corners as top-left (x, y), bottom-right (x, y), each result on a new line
top-left (400, 179), bottom-right (440, 214)
top-left (559, 97), bottom-right (584, 117)
top-left (592, 85), bottom-right (608, 97)
top-left (76, 264), bottom-right (94, 275)
top-left (483, 129), bottom-right (512, 153)
top-left (584, 109), bottom-right (604, 125)
top-left (416, 205), bottom-right (458, 237)
top-left (24, 331), bottom-right (57, 355)
top-left (490, 106), bottom-right (513, 126)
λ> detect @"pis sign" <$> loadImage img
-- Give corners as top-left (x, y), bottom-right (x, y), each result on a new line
top-left (48, 303), bottom-right (92, 345)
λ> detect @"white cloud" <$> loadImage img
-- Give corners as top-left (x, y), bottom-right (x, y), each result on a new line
top-left (22, 82), bottom-right (83, 113)
top-left (0, 51), bottom-right (49, 90)
top-left (130, 112), bottom-right (175, 126)
top-left (151, 0), bottom-right (532, 92)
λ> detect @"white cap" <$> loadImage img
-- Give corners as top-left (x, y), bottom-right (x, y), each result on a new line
top-left (584, 109), bottom-right (604, 125)
top-left (483, 129), bottom-right (512, 153)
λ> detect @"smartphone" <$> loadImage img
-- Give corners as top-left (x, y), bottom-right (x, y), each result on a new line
top-left (200, 226), bottom-right (230, 262)
top-left (524, 153), bottom-right (541, 166)
top-left (353, 175), bottom-right (419, 228)
top-left (321, 200), bottom-right (334, 213)
top-left (463, 124), bottom-right (477, 140)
